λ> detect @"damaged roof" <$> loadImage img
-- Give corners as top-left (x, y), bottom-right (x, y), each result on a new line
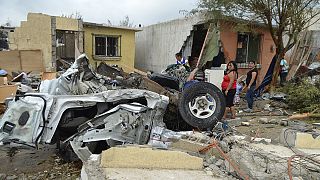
top-left (83, 22), bottom-right (142, 31)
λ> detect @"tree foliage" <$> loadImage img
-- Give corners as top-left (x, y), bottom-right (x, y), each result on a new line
top-left (195, 0), bottom-right (320, 86)
top-left (119, 15), bottom-right (134, 27)
top-left (279, 79), bottom-right (320, 112)
top-left (196, 0), bottom-right (320, 54)
top-left (61, 11), bottom-right (83, 20)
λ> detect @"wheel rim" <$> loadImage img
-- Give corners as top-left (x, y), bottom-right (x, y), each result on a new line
top-left (188, 93), bottom-right (217, 119)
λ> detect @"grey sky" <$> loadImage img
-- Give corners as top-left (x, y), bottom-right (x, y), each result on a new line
top-left (1, 0), bottom-right (198, 27)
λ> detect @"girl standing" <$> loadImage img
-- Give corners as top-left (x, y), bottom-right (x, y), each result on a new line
top-left (221, 61), bottom-right (238, 119)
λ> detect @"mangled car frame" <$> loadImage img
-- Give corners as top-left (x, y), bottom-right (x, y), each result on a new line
top-left (0, 54), bottom-right (225, 161)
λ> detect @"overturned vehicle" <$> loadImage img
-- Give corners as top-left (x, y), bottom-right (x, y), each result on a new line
top-left (0, 54), bottom-right (225, 161)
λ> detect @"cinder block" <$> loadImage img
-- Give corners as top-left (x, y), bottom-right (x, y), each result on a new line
top-left (170, 139), bottom-right (208, 152)
top-left (295, 132), bottom-right (320, 149)
top-left (100, 146), bottom-right (203, 170)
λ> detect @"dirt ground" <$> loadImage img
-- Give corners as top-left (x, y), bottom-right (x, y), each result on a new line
top-left (0, 145), bottom-right (81, 179)
top-left (0, 97), bottom-right (292, 179)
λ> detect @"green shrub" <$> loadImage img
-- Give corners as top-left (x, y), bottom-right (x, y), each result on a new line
top-left (278, 79), bottom-right (320, 113)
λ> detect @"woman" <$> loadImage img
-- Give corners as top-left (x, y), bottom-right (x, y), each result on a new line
top-left (221, 61), bottom-right (238, 119)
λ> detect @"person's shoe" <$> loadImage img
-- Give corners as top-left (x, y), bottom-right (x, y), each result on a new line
top-left (243, 108), bottom-right (253, 113)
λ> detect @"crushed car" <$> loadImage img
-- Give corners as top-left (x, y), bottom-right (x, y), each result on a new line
top-left (0, 54), bottom-right (225, 161)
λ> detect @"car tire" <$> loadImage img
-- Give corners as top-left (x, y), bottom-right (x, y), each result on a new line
top-left (178, 82), bottom-right (225, 129)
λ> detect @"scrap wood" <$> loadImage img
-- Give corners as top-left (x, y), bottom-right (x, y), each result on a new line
top-left (289, 109), bottom-right (320, 120)
top-left (0, 103), bottom-right (5, 114)
top-left (288, 113), bottom-right (310, 120)
top-left (41, 72), bottom-right (57, 81)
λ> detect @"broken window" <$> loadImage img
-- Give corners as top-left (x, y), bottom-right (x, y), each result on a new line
top-left (94, 36), bottom-right (120, 57)
top-left (236, 33), bottom-right (261, 64)
top-left (56, 30), bottom-right (75, 59)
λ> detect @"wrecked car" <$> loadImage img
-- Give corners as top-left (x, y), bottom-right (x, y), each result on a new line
top-left (0, 54), bottom-right (225, 161)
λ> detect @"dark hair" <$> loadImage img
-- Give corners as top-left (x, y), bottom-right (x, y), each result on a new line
top-left (175, 52), bottom-right (182, 57)
top-left (226, 61), bottom-right (238, 78)
top-left (249, 60), bottom-right (256, 64)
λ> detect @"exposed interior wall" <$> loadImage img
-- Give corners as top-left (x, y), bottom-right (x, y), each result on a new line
top-left (219, 21), bottom-right (275, 84)
top-left (135, 15), bottom-right (203, 73)
top-left (84, 25), bottom-right (136, 72)
top-left (8, 13), bottom-right (83, 72)
top-left (0, 50), bottom-right (44, 74)
top-left (8, 13), bottom-right (52, 71)
top-left (56, 16), bottom-right (80, 31)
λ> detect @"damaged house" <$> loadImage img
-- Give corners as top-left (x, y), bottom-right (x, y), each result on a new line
top-left (135, 16), bottom-right (276, 84)
top-left (83, 22), bottom-right (141, 72)
top-left (8, 13), bottom-right (84, 72)
top-left (6, 13), bottom-right (139, 73)
top-left (0, 13), bottom-right (227, 162)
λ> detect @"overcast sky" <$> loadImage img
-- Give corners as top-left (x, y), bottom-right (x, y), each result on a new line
top-left (1, 0), bottom-right (198, 27)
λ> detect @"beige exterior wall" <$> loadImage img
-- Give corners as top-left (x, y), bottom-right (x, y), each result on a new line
top-left (9, 13), bottom-right (52, 71)
top-left (0, 50), bottom-right (44, 74)
top-left (56, 16), bottom-right (80, 31)
top-left (9, 13), bottom-right (81, 72)
top-left (84, 25), bottom-right (136, 72)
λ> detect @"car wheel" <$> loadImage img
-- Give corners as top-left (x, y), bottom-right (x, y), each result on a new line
top-left (178, 82), bottom-right (225, 129)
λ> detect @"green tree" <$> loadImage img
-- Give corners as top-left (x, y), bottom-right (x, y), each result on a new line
top-left (194, 0), bottom-right (320, 87)
top-left (119, 15), bottom-right (134, 27)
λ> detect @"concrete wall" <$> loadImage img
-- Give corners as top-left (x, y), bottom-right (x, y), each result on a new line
top-left (56, 16), bottom-right (80, 31)
top-left (219, 22), bottom-right (275, 84)
top-left (9, 13), bottom-right (52, 71)
top-left (8, 13), bottom-right (82, 72)
top-left (83, 25), bottom-right (136, 72)
top-left (135, 15), bottom-right (203, 72)
top-left (0, 50), bottom-right (44, 74)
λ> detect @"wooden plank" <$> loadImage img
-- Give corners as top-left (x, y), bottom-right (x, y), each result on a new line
top-left (41, 72), bottom-right (57, 80)
top-left (20, 50), bottom-right (44, 72)
top-left (0, 50), bottom-right (21, 74)
top-left (0, 85), bottom-right (17, 103)
top-left (196, 23), bottom-right (213, 68)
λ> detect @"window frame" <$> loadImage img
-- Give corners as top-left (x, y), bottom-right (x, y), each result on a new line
top-left (235, 32), bottom-right (261, 65)
top-left (92, 34), bottom-right (122, 60)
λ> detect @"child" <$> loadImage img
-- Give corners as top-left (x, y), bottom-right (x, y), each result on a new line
top-left (234, 81), bottom-right (245, 105)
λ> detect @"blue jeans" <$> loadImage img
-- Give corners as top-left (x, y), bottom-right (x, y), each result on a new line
top-left (245, 85), bottom-right (255, 109)
top-left (280, 72), bottom-right (288, 86)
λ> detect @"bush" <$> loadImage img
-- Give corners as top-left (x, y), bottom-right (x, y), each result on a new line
top-left (278, 79), bottom-right (320, 113)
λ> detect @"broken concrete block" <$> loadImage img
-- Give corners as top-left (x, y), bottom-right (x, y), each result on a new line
top-left (215, 159), bottom-right (224, 167)
top-left (205, 170), bottom-right (213, 176)
top-left (241, 122), bottom-right (250, 126)
top-left (224, 159), bottom-right (235, 173)
top-left (100, 146), bottom-right (203, 170)
top-left (269, 119), bottom-right (279, 124)
top-left (205, 156), bottom-right (216, 164)
top-left (251, 137), bottom-right (272, 144)
top-left (170, 138), bottom-right (209, 152)
top-left (280, 128), bottom-right (320, 149)
top-left (203, 162), bottom-right (210, 167)
top-left (280, 120), bottom-right (289, 126)
top-left (104, 168), bottom-right (214, 180)
top-left (279, 128), bottom-right (296, 147)
top-left (295, 132), bottom-right (320, 149)
top-left (259, 118), bottom-right (269, 124)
